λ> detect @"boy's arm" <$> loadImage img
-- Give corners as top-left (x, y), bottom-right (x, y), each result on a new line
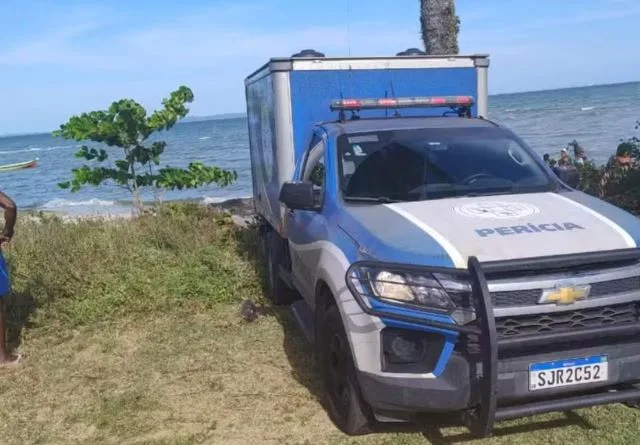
top-left (0, 191), bottom-right (16, 240)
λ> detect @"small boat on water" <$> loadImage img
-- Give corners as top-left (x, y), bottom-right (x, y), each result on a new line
top-left (0, 158), bottom-right (38, 172)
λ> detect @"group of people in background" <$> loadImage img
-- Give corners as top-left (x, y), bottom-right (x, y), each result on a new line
top-left (544, 140), bottom-right (636, 171)
top-left (542, 141), bottom-right (588, 187)
top-left (542, 140), bottom-right (637, 188)
top-left (543, 140), bottom-right (589, 169)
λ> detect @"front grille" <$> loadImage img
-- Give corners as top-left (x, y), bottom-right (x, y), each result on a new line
top-left (591, 276), bottom-right (640, 297)
top-left (495, 302), bottom-right (640, 338)
top-left (488, 276), bottom-right (640, 308)
top-left (492, 289), bottom-right (541, 307)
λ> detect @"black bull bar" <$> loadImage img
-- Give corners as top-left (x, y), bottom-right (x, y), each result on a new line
top-left (345, 248), bottom-right (640, 437)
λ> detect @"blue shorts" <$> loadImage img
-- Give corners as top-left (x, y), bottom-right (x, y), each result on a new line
top-left (0, 252), bottom-right (10, 297)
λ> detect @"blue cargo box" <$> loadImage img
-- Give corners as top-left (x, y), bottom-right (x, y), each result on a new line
top-left (245, 54), bottom-right (490, 229)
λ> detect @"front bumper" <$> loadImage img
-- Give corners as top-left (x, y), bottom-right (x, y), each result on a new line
top-left (358, 338), bottom-right (640, 413)
top-left (358, 352), bottom-right (472, 412)
top-left (346, 248), bottom-right (640, 436)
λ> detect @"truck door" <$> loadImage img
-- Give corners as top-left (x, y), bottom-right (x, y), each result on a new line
top-left (287, 134), bottom-right (329, 302)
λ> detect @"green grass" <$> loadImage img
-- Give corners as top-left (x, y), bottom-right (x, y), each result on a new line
top-left (1, 204), bottom-right (639, 444)
top-left (6, 204), bottom-right (263, 330)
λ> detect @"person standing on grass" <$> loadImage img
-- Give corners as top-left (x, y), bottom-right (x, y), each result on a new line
top-left (0, 190), bottom-right (17, 365)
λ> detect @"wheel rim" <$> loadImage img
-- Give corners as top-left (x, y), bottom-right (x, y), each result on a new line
top-left (327, 331), bottom-right (350, 416)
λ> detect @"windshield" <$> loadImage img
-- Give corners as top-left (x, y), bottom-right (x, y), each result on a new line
top-left (338, 126), bottom-right (556, 202)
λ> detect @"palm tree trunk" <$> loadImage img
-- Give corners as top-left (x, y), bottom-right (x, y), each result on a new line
top-left (420, 0), bottom-right (460, 55)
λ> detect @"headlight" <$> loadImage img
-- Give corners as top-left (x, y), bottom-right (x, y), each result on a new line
top-left (373, 272), bottom-right (412, 301)
top-left (347, 264), bottom-right (476, 324)
top-left (369, 269), bottom-right (460, 312)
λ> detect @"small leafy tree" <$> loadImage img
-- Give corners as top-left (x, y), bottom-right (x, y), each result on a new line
top-left (54, 86), bottom-right (237, 210)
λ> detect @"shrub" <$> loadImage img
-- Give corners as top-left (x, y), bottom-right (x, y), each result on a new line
top-left (6, 206), bottom-right (263, 328)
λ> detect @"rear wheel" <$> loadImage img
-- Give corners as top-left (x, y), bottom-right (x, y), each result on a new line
top-left (320, 304), bottom-right (373, 435)
top-left (262, 228), bottom-right (298, 306)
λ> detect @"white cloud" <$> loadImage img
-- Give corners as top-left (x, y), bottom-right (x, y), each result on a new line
top-left (459, 1), bottom-right (640, 45)
top-left (0, 22), bottom-right (106, 66)
top-left (1, 0), bottom-right (638, 133)
top-left (4, 0), bottom-right (637, 72)
top-left (0, 14), bottom-right (417, 71)
top-left (530, 4), bottom-right (640, 28)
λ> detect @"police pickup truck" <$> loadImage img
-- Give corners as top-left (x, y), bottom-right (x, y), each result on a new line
top-left (245, 49), bottom-right (640, 436)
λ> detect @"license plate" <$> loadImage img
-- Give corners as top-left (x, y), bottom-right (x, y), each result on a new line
top-left (529, 355), bottom-right (608, 391)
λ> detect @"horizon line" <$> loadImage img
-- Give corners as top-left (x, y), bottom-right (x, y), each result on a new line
top-left (2, 79), bottom-right (638, 138)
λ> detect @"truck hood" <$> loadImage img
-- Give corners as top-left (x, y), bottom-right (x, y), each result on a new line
top-left (342, 191), bottom-right (640, 268)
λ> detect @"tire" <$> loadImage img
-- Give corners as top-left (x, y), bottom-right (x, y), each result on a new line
top-left (624, 389), bottom-right (640, 409)
top-left (621, 383), bottom-right (640, 408)
top-left (263, 228), bottom-right (298, 306)
top-left (320, 304), bottom-right (373, 435)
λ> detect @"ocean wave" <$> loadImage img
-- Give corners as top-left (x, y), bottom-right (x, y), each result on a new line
top-left (199, 136), bottom-right (212, 140)
top-left (41, 198), bottom-right (117, 209)
top-left (0, 145), bottom-right (71, 155)
top-left (201, 195), bottom-right (252, 205)
top-left (581, 106), bottom-right (596, 111)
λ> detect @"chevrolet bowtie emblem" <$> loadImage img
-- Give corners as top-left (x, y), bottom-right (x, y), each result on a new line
top-left (539, 285), bottom-right (591, 305)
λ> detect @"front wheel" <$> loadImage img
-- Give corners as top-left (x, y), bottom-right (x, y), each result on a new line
top-left (620, 383), bottom-right (640, 408)
top-left (320, 304), bottom-right (373, 435)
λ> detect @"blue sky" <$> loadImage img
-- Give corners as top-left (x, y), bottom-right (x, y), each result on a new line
top-left (1, 0), bottom-right (639, 134)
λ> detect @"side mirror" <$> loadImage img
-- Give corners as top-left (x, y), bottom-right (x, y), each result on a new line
top-left (279, 181), bottom-right (318, 210)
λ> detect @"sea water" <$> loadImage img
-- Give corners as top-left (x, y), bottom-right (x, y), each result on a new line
top-left (0, 82), bottom-right (638, 215)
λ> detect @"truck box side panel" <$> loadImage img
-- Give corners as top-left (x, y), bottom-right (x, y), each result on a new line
top-left (245, 73), bottom-right (280, 227)
top-left (289, 67), bottom-right (478, 165)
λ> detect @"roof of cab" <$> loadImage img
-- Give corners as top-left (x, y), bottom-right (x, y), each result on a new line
top-left (321, 116), bottom-right (500, 136)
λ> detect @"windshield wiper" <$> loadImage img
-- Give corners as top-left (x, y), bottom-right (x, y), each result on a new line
top-left (343, 196), bottom-right (404, 204)
top-left (461, 186), bottom-right (553, 198)
top-left (462, 190), bottom-right (516, 197)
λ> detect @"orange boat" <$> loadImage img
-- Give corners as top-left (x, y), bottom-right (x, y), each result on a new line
top-left (0, 158), bottom-right (38, 172)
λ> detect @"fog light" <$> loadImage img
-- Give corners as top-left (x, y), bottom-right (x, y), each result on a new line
top-left (381, 328), bottom-right (445, 373)
top-left (391, 335), bottom-right (425, 362)
top-left (385, 331), bottom-right (427, 364)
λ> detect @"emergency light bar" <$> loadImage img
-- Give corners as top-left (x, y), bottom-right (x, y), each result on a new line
top-left (330, 96), bottom-right (474, 111)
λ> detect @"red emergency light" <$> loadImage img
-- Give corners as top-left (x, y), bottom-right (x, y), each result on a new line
top-left (330, 96), bottom-right (474, 111)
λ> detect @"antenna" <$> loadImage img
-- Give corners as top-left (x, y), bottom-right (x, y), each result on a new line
top-left (384, 91), bottom-right (388, 118)
top-left (389, 81), bottom-right (401, 117)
